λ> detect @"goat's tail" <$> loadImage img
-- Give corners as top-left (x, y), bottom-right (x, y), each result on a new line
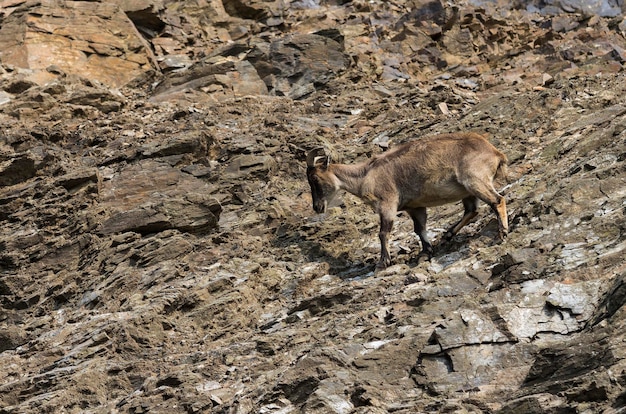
top-left (495, 153), bottom-right (509, 184)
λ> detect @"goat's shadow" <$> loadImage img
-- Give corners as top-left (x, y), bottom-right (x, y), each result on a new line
top-left (270, 230), bottom-right (456, 281)
top-left (273, 212), bottom-right (510, 281)
top-left (271, 224), bottom-right (378, 279)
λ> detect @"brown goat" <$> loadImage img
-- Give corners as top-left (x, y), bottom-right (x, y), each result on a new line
top-left (306, 132), bottom-right (509, 269)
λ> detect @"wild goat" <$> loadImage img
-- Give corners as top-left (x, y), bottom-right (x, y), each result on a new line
top-left (306, 132), bottom-right (509, 269)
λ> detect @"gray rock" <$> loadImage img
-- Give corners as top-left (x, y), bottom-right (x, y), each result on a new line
top-left (525, 0), bottom-right (623, 17)
top-left (247, 32), bottom-right (350, 98)
top-left (0, 90), bottom-right (13, 106)
top-left (546, 281), bottom-right (603, 319)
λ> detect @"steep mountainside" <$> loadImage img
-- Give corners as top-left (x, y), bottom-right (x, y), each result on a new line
top-left (1, 0), bottom-right (625, 413)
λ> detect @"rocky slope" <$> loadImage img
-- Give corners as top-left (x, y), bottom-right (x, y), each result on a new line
top-left (1, 0), bottom-right (626, 413)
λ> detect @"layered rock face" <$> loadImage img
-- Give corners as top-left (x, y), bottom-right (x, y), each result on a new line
top-left (0, 0), bottom-right (155, 86)
top-left (1, 0), bottom-right (626, 413)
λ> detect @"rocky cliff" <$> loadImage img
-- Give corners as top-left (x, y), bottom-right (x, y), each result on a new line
top-left (1, 0), bottom-right (626, 413)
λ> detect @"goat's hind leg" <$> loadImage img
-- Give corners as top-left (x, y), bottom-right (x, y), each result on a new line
top-left (443, 196), bottom-right (479, 241)
top-left (492, 194), bottom-right (508, 240)
top-left (469, 181), bottom-right (508, 240)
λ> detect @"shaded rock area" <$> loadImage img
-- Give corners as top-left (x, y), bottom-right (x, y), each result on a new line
top-left (1, 0), bottom-right (626, 413)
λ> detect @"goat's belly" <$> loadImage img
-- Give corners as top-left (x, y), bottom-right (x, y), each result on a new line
top-left (402, 184), bottom-right (469, 208)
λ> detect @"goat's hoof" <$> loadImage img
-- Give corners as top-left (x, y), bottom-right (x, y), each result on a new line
top-left (443, 231), bottom-right (454, 242)
top-left (498, 230), bottom-right (508, 241)
top-left (376, 260), bottom-right (391, 271)
top-left (416, 253), bottom-right (430, 264)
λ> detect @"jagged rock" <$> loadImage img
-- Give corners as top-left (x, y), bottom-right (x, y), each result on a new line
top-left (151, 58), bottom-right (268, 102)
top-left (588, 273), bottom-right (626, 327)
top-left (524, 0), bottom-right (623, 17)
top-left (65, 88), bottom-right (125, 113)
top-left (0, 153), bottom-right (37, 187)
top-left (139, 130), bottom-right (211, 159)
top-left (0, 325), bottom-right (26, 352)
top-left (0, 1), bottom-right (626, 413)
top-left (224, 154), bottom-right (277, 179)
top-left (247, 31), bottom-right (350, 98)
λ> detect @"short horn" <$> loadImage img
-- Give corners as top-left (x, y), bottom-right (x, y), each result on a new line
top-left (306, 147), bottom-right (329, 167)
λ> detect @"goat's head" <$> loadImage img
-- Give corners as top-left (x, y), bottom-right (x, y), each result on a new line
top-left (306, 147), bottom-right (337, 214)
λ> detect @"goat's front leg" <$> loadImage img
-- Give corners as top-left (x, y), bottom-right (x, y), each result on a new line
top-left (377, 208), bottom-right (395, 269)
top-left (407, 207), bottom-right (433, 262)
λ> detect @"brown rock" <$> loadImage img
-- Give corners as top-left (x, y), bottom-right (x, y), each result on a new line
top-left (0, 0), bottom-right (156, 87)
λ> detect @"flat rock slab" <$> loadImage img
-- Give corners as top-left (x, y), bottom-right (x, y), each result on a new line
top-left (97, 160), bottom-right (221, 235)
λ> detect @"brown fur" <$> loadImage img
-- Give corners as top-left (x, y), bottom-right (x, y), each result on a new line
top-left (306, 132), bottom-right (509, 269)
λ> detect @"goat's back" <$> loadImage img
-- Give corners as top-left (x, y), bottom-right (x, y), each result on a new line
top-left (365, 132), bottom-right (506, 208)
top-left (370, 132), bottom-right (505, 172)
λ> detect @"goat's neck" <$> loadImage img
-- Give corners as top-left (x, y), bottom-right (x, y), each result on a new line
top-left (329, 162), bottom-right (369, 197)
